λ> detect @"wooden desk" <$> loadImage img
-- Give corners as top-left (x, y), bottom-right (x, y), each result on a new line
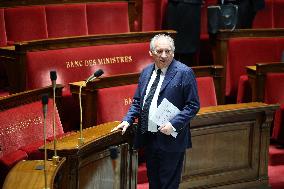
top-left (3, 158), bottom-right (66, 189)
top-left (43, 121), bottom-right (137, 189)
top-left (181, 102), bottom-right (278, 189)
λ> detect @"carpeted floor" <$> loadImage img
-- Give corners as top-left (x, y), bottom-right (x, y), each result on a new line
top-left (137, 144), bottom-right (284, 189)
top-left (268, 143), bottom-right (284, 189)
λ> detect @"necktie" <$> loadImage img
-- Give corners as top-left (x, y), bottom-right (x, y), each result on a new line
top-left (140, 69), bottom-right (162, 134)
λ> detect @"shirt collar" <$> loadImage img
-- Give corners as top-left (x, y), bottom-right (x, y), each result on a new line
top-left (154, 65), bottom-right (168, 75)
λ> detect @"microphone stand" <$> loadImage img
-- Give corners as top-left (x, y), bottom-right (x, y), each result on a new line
top-left (42, 94), bottom-right (50, 189)
top-left (78, 84), bottom-right (84, 146)
top-left (77, 69), bottom-right (104, 146)
top-left (52, 80), bottom-right (59, 165)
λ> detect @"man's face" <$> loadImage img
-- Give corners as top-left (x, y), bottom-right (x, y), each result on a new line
top-left (149, 37), bottom-right (174, 69)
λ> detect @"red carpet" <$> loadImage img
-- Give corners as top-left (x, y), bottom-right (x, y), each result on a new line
top-left (137, 144), bottom-right (284, 189)
top-left (269, 144), bottom-right (284, 189)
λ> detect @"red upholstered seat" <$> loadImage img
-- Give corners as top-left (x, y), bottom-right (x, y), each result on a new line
top-left (226, 37), bottom-right (284, 101)
top-left (253, 0), bottom-right (273, 28)
top-left (4, 6), bottom-right (48, 42)
top-left (196, 76), bottom-right (217, 107)
top-left (45, 4), bottom-right (88, 38)
top-left (264, 73), bottom-right (284, 143)
top-left (86, 2), bottom-right (129, 34)
top-left (0, 9), bottom-right (7, 47)
top-left (273, 0), bottom-right (284, 28)
top-left (0, 100), bottom-right (63, 159)
top-left (142, 0), bottom-right (168, 31)
top-left (236, 75), bottom-right (251, 103)
top-left (95, 84), bottom-right (137, 125)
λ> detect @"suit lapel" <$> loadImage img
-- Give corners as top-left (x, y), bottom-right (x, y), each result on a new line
top-left (160, 60), bottom-right (178, 93)
top-left (141, 64), bottom-right (155, 101)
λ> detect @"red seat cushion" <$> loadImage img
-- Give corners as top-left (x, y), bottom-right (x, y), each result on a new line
top-left (0, 150), bottom-right (27, 168)
top-left (4, 6), bottom-right (48, 42)
top-left (86, 2), bottom-right (129, 34)
top-left (196, 77), bottom-right (217, 107)
top-left (19, 140), bottom-right (44, 160)
top-left (96, 84), bottom-right (137, 124)
top-left (0, 9), bottom-right (7, 46)
top-left (45, 4), bottom-right (88, 38)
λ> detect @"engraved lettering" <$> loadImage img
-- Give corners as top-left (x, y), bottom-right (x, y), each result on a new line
top-left (66, 56), bottom-right (133, 68)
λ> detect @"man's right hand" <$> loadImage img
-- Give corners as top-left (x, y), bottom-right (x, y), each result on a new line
top-left (111, 121), bottom-right (130, 135)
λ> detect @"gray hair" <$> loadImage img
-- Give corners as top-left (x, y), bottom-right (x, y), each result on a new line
top-left (150, 34), bottom-right (175, 52)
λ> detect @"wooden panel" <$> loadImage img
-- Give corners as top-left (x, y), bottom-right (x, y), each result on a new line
top-left (179, 102), bottom-right (278, 189)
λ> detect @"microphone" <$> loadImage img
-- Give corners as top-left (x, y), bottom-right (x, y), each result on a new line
top-left (42, 94), bottom-right (49, 119)
top-left (50, 71), bottom-right (57, 89)
top-left (85, 69), bottom-right (104, 83)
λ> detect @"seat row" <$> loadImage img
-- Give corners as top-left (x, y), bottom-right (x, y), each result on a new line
top-left (0, 2), bottom-right (132, 47)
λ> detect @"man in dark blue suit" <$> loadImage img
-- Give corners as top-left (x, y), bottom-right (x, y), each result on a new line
top-left (112, 34), bottom-right (200, 189)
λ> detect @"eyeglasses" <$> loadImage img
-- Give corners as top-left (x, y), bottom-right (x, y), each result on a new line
top-left (152, 49), bottom-right (173, 56)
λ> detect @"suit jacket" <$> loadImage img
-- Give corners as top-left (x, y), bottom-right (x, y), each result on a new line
top-left (123, 59), bottom-right (200, 152)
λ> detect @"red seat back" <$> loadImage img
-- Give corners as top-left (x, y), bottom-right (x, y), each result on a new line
top-left (0, 9), bottom-right (7, 46)
top-left (45, 4), bottom-right (88, 38)
top-left (95, 84), bottom-right (137, 124)
top-left (226, 37), bottom-right (284, 99)
top-left (4, 6), bottom-right (48, 42)
top-left (0, 101), bottom-right (63, 158)
top-left (196, 76), bottom-right (217, 107)
top-left (264, 73), bottom-right (284, 104)
top-left (142, 0), bottom-right (168, 31)
top-left (273, 0), bottom-right (284, 28)
top-left (86, 2), bottom-right (129, 34)
top-left (25, 42), bottom-right (151, 91)
top-left (253, 0), bottom-right (274, 28)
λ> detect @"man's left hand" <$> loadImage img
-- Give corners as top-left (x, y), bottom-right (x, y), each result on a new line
top-left (158, 122), bottom-right (174, 135)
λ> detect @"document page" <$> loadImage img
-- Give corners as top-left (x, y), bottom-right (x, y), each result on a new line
top-left (150, 98), bottom-right (180, 137)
